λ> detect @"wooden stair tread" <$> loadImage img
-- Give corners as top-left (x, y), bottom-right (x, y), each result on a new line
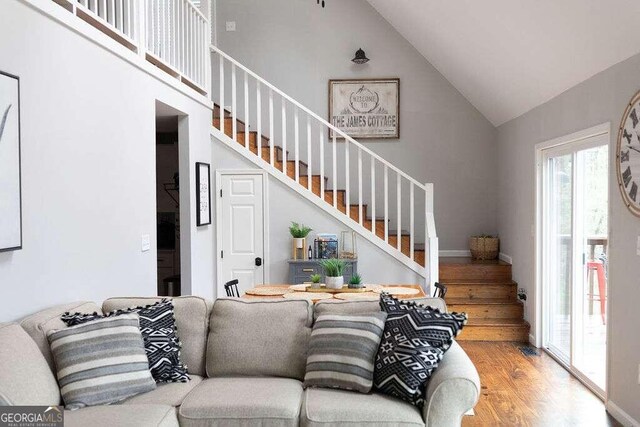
top-left (466, 318), bottom-right (529, 326)
top-left (439, 257), bottom-right (511, 266)
top-left (441, 279), bottom-right (517, 285)
top-left (446, 298), bottom-right (520, 305)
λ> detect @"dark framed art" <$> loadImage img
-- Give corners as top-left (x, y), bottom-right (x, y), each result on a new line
top-left (196, 162), bottom-right (211, 226)
top-left (328, 78), bottom-right (400, 140)
top-left (0, 70), bottom-right (22, 252)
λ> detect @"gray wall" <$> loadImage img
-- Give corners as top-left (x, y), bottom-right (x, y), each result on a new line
top-left (215, 0), bottom-right (498, 250)
top-left (211, 139), bottom-right (424, 289)
top-left (0, 0), bottom-right (215, 321)
top-left (497, 52), bottom-right (640, 422)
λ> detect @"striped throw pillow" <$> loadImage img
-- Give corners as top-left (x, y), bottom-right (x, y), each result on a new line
top-left (303, 312), bottom-right (387, 393)
top-left (47, 313), bottom-right (156, 410)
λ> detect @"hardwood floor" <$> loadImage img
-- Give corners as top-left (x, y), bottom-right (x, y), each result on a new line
top-left (459, 342), bottom-right (620, 427)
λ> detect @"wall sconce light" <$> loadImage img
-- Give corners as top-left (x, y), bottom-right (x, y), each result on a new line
top-left (352, 48), bottom-right (370, 64)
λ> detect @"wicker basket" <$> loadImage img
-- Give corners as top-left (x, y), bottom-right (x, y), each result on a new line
top-left (469, 236), bottom-right (499, 260)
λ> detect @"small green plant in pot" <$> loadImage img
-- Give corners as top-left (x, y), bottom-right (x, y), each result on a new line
top-left (319, 259), bottom-right (346, 289)
top-left (310, 273), bottom-right (322, 289)
top-left (348, 273), bottom-right (363, 289)
top-left (289, 222), bottom-right (312, 249)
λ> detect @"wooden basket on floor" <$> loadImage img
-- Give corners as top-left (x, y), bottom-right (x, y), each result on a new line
top-left (469, 236), bottom-right (499, 260)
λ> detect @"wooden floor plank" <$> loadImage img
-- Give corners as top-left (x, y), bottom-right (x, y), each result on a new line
top-left (460, 342), bottom-right (620, 427)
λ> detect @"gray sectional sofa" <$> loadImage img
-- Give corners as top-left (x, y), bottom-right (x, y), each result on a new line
top-left (0, 296), bottom-right (480, 427)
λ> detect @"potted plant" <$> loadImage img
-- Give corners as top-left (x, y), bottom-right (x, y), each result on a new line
top-left (319, 259), bottom-right (346, 290)
top-left (290, 222), bottom-right (312, 246)
top-left (348, 273), bottom-right (363, 289)
top-left (469, 234), bottom-right (499, 260)
top-left (309, 274), bottom-right (322, 289)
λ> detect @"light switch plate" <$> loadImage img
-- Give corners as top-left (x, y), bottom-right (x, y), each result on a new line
top-left (141, 234), bottom-right (151, 252)
top-left (226, 21), bottom-right (236, 31)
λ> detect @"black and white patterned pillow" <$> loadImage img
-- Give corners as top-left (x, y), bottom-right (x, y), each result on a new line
top-left (373, 293), bottom-right (467, 406)
top-left (62, 299), bottom-right (190, 383)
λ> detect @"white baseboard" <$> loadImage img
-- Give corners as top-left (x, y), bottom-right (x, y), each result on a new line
top-left (606, 401), bottom-right (640, 427)
top-left (439, 250), bottom-right (471, 257)
top-left (529, 334), bottom-right (536, 347)
top-left (499, 252), bottom-right (513, 264)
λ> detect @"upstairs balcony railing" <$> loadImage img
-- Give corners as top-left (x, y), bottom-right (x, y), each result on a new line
top-left (58, 0), bottom-right (210, 94)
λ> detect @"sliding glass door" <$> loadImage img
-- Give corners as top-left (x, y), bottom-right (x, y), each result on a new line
top-left (541, 133), bottom-right (608, 397)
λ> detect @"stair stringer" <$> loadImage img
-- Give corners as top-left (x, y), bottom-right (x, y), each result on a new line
top-left (210, 127), bottom-right (428, 280)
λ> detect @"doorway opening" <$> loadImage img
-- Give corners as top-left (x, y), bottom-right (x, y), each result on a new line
top-left (155, 105), bottom-right (182, 297)
top-left (536, 124), bottom-right (610, 398)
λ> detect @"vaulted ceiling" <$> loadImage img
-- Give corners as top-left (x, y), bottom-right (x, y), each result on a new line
top-left (366, 0), bottom-right (640, 126)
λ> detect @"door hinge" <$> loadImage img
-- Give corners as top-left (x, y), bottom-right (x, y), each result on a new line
top-left (220, 189), bottom-right (223, 197)
top-left (221, 250), bottom-right (224, 259)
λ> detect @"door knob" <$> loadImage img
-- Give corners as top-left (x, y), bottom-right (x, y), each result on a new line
top-left (255, 257), bottom-right (262, 267)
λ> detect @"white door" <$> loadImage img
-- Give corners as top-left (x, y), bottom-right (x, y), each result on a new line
top-left (219, 173), bottom-right (265, 296)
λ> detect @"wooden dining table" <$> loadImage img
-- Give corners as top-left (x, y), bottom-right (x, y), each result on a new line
top-left (241, 284), bottom-right (427, 302)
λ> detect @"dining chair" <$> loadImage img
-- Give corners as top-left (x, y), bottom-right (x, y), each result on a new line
top-left (224, 279), bottom-right (240, 297)
top-left (433, 282), bottom-right (447, 299)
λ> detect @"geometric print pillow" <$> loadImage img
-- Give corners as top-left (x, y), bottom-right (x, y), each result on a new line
top-left (373, 293), bottom-right (468, 406)
top-left (61, 299), bottom-right (189, 383)
top-left (378, 292), bottom-right (467, 351)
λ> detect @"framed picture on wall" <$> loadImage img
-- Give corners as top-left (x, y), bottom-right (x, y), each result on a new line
top-left (196, 162), bottom-right (211, 226)
top-left (329, 78), bottom-right (400, 140)
top-left (0, 70), bottom-right (22, 252)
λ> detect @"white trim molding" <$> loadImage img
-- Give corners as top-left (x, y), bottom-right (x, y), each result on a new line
top-left (439, 250), bottom-right (471, 258)
top-left (499, 252), bottom-right (513, 264)
top-left (607, 401), bottom-right (640, 427)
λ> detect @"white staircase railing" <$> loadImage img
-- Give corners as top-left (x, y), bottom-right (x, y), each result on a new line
top-left (210, 45), bottom-right (439, 288)
top-left (64, 0), bottom-right (210, 93)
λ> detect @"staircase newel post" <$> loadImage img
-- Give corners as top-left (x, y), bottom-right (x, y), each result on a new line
top-left (425, 182), bottom-right (439, 294)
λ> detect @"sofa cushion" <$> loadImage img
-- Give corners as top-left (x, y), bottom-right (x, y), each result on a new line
top-left (48, 313), bottom-right (156, 410)
top-left (304, 312), bottom-right (387, 393)
top-left (300, 388), bottom-right (424, 427)
top-left (103, 297), bottom-right (210, 376)
top-left (206, 298), bottom-right (312, 380)
top-left (19, 301), bottom-right (103, 371)
top-left (120, 375), bottom-right (203, 407)
top-left (64, 299), bottom-right (190, 383)
top-left (65, 404), bottom-right (178, 427)
top-left (0, 323), bottom-right (61, 406)
top-left (313, 297), bottom-right (447, 321)
top-left (179, 377), bottom-right (303, 427)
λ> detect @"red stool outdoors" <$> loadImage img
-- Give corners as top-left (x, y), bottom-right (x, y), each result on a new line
top-left (586, 261), bottom-right (607, 324)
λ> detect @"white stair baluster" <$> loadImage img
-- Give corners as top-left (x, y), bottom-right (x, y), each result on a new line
top-left (269, 89), bottom-right (274, 166)
top-left (384, 165), bottom-right (389, 243)
top-left (281, 98), bottom-right (287, 175)
top-left (410, 182), bottom-right (415, 260)
top-left (219, 55), bottom-right (225, 135)
top-left (332, 132), bottom-right (337, 209)
top-left (397, 174), bottom-right (401, 251)
top-left (345, 139), bottom-right (350, 219)
top-left (244, 71), bottom-right (249, 149)
top-left (371, 157), bottom-right (376, 234)
top-left (307, 117), bottom-right (312, 192)
top-left (358, 148), bottom-right (363, 226)
top-left (320, 130), bottom-right (325, 198)
top-left (256, 83), bottom-right (262, 157)
top-left (231, 64), bottom-right (237, 142)
top-left (294, 108), bottom-right (300, 182)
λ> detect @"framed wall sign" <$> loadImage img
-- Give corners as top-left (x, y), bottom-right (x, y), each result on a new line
top-left (329, 78), bottom-right (400, 139)
top-left (196, 162), bottom-right (211, 226)
top-left (0, 70), bottom-right (22, 252)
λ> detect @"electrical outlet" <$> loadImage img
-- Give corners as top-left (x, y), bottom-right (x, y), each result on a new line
top-left (226, 21), bottom-right (236, 32)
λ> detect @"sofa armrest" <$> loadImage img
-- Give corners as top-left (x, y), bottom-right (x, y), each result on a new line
top-left (423, 341), bottom-right (480, 427)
